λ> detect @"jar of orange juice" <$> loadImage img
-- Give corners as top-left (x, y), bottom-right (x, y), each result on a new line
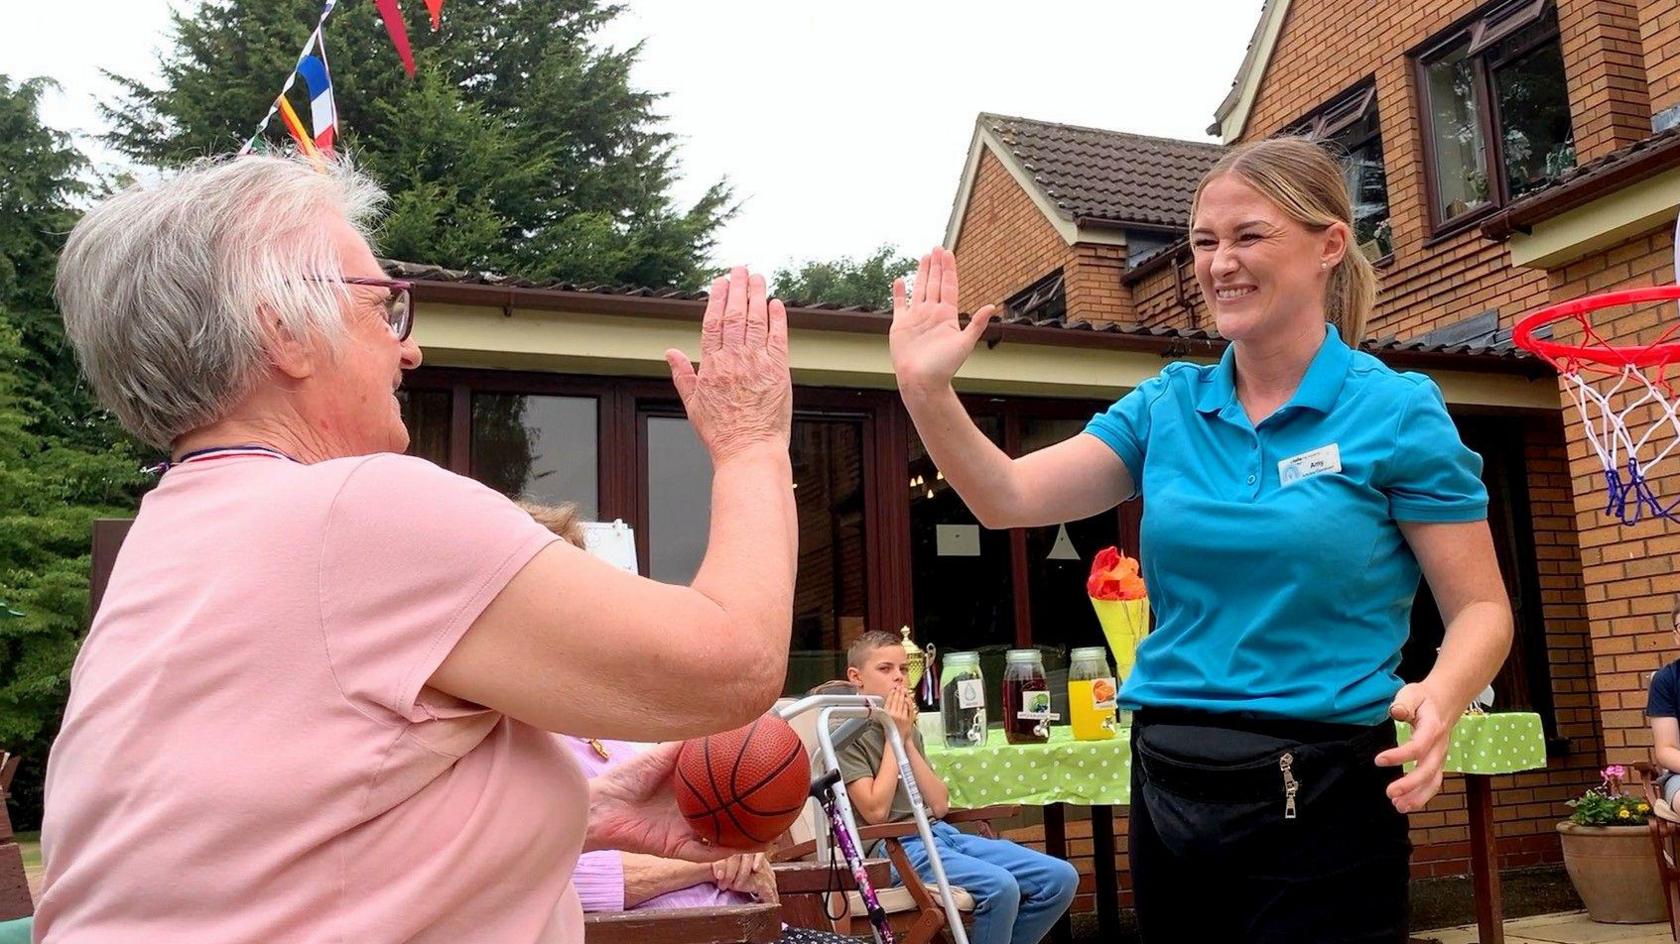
top-left (1067, 647), bottom-right (1117, 741)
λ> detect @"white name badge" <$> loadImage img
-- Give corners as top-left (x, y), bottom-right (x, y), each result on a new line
top-left (1278, 443), bottom-right (1341, 487)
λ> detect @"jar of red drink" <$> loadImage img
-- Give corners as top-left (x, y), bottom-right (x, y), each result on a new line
top-left (1002, 648), bottom-right (1053, 744)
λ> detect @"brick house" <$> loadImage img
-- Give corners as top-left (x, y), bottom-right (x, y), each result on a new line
top-left (944, 0), bottom-right (1680, 901)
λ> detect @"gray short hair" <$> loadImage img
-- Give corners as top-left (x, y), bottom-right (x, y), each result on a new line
top-left (55, 153), bottom-right (387, 448)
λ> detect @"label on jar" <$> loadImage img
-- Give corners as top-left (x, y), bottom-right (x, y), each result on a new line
top-left (1091, 677), bottom-right (1118, 711)
top-left (957, 678), bottom-right (984, 709)
top-left (1017, 690), bottom-right (1059, 721)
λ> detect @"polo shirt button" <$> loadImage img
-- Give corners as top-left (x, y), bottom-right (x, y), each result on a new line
top-left (1246, 474), bottom-right (1256, 485)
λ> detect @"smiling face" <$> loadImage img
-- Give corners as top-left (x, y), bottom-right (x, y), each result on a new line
top-left (1190, 172), bottom-right (1349, 344)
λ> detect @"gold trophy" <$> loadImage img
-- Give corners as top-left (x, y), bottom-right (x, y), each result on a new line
top-left (900, 625), bottom-right (925, 693)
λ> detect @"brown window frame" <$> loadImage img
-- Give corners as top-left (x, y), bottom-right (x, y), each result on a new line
top-left (1286, 79), bottom-right (1392, 261)
top-left (1413, 0), bottom-right (1569, 237)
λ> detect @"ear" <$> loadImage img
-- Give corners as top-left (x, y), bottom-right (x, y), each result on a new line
top-left (845, 666), bottom-right (862, 686)
top-left (264, 306), bottom-right (318, 381)
top-left (1321, 220), bottom-right (1351, 270)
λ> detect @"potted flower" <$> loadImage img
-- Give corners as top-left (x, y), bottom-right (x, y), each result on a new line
top-left (1557, 765), bottom-right (1666, 923)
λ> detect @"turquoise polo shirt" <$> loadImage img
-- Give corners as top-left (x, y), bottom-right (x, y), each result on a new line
top-left (1084, 324), bottom-right (1487, 725)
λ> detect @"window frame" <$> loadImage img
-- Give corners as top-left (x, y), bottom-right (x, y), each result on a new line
top-left (1286, 78), bottom-right (1392, 261)
top-left (1413, 0), bottom-right (1571, 236)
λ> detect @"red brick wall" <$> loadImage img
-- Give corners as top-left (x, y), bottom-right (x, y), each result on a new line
top-left (1641, 4), bottom-right (1680, 119)
top-left (1548, 225), bottom-right (1680, 767)
top-left (1560, 0), bottom-right (1652, 158)
top-left (952, 148), bottom-right (1074, 316)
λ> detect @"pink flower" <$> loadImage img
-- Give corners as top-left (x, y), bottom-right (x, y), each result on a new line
top-left (1605, 764), bottom-right (1627, 781)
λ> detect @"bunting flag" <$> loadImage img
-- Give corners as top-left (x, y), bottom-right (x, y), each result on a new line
top-left (424, 0), bottom-right (445, 29)
top-left (276, 94), bottom-right (320, 161)
top-left (238, 0), bottom-right (338, 156)
top-left (373, 0), bottom-right (417, 77)
top-left (296, 48), bottom-right (337, 151)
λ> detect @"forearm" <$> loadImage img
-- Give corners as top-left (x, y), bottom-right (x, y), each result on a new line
top-left (621, 853), bottom-right (714, 907)
top-left (904, 743), bottom-right (950, 818)
top-left (900, 384), bottom-right (1022, 529)
top-left (1654, 742), bottom-right (1680, 773)
top-left (1423, 600), bottom-right (1514, 713)
top-left (688, 444), bottom-right (797, 684)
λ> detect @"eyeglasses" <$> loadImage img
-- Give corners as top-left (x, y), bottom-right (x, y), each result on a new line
top-left (307, 276), bottom-right (415, 341)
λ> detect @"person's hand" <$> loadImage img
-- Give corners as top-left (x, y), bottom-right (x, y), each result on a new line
top-left (665, 267), bottom-right (792, 464)
top-left (889, 247), bottom-right (997, 396)
top-left (587, 742), bottom-right (740, 862)
top-left (712, 853), bottom-right (778, 903)
top-left (885, 685), bottom-right (917, 741)
top-left (1375, 683), bottom-right (1461, 813)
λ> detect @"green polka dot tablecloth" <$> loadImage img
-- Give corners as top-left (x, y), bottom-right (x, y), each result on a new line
top-left (1395, 711), bottom-right (1546, 775)
top-left (923, 726), bottom-right (1134, 807)
top-left (923, 712), bottom-right (1546, 809)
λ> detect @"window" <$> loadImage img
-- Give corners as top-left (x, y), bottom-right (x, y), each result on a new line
top-left (471, 393), bottom-right (600, 518)
top-left (397, 388), bottom-right (451, 468)
top-left (1004, 271), bottom-right (1066, 324)
top-left (1417, 0), bottom-right (1574, 229)
top-left (1290, 82), bottom-right (1392, 260)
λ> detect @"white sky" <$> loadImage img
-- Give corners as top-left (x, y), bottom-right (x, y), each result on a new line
top-left (0, 0), bottom-right (1261, 277)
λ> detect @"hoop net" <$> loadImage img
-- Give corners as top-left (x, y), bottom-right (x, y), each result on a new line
top-left (1512, 283), bottom-right (1680, 525)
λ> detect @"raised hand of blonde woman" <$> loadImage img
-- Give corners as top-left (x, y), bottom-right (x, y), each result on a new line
top-left (665, 267), bottom-right (793, 464)
top-left (889, 247), bottom-right (997, 396)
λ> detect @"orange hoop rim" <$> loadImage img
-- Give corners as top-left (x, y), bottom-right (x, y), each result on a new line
top-left (1513, 285), bottom-right (1680, 371)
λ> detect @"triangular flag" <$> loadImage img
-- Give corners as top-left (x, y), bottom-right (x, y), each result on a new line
top-left (424, 0), bottom-right (444, 29)
top-left (1048, 523), bottom-right (1080, 561)
top-left (373, 0), bottom-right (417, 76)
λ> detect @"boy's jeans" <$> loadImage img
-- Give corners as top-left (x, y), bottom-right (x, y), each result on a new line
top-left (893, 822), bottom-right (1078, 944)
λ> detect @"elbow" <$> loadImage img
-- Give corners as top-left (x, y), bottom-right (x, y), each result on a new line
top-left (690, 616), bottom-right (789, 732)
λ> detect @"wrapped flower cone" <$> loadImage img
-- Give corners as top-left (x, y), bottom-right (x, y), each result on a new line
top-left (1087, 547), bottom-right (1149, 680)
top-left (1091, 597), bottom-right (1151, 680)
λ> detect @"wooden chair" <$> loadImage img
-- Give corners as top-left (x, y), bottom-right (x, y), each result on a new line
top-left (1636, 762), bottom-right (1680, 942)
top-left (0, 752), bottom-right (30, 923)
top-left (584, 903), bottom-right (782, 944)
top-left (776, 698), bottom-right (1019, 944)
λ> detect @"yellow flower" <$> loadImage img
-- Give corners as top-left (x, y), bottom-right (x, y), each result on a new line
top-left (1618, 808), bottom-right (1632, 819)
top-left (1640, 803), bottom-right (1652, 813)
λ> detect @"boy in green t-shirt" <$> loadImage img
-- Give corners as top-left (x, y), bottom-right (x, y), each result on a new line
top-left (833, 632), bottom-right (1077, 944)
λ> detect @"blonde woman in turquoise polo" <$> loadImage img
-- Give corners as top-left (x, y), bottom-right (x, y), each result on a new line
top-left (889, 138), bottom-right (1512, 943)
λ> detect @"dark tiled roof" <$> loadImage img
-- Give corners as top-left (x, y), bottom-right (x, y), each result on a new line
top-left (1483, 126), bottom-right (1680, 239)
top-left (389, 259), bottom-right (1541, 372)
top-left (982, 113), bottom-right (1224, 229)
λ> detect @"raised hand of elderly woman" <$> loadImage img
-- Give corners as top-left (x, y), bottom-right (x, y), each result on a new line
top-left (665, 267), bottom-right (793, 464)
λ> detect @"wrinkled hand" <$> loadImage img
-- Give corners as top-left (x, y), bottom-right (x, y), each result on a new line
top-left (712, 853), bottom-right (778, 903)
top-left (1375, 683), bottom-right (1460, 813)
top-left (587, 742), bottom-right (736, 863)
top-left (665, 267), bottom-right (792, 464)
top-left (889, 247), bottom-right (997, 394)
top-left (885, 685), bottom-right (917, 741)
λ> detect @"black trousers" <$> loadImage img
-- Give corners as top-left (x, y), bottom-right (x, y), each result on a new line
top-left (1129, 708), bottom-right (1412, 943)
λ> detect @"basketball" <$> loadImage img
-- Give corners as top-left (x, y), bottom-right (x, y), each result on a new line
top-left (674, 713), bottom-right (811, 849)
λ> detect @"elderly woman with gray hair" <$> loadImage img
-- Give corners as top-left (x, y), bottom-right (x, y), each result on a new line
top-left (36, 154), bottom-right (797, 943)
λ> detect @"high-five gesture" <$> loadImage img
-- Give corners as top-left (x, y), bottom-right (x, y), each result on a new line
top-left (890, 247), bottom-right (997, 394)
top-left (666, 267), bottom-right (793, 464)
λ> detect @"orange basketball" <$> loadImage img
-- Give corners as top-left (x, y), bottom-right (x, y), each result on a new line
top-left (674, 714), bottom-right (811, 849)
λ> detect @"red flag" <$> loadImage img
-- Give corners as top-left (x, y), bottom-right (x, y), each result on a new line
top-left (373, 0), bottom-right (417, 76)
top-left (424, 0), bottom-right (443, 29)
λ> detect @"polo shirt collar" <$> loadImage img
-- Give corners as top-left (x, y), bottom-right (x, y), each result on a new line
top-left (1195, 323), bottom-right (1350, 416)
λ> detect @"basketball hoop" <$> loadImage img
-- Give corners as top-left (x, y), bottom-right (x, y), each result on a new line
top-left (1513, 284), bottom-right (1680, 524)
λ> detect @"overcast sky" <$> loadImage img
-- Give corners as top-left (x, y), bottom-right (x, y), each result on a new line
top-left (1, 0), bottom-right (1261, 276)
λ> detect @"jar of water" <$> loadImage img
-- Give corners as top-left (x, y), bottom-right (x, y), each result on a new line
top-left (940, 652), bottom-right (987, 748)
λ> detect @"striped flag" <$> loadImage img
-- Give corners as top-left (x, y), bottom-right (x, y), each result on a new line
top-left (296, 46), bottom-right (337, 151)
top-left (238, 0), bottom-right (338, 156)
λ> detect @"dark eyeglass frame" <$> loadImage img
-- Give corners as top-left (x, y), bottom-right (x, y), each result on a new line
top-left (308, 276), bottom-right (416, 341)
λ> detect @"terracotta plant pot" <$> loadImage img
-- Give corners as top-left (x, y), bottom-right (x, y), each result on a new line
top-left (1556, 821), bottom-right (1667, 923)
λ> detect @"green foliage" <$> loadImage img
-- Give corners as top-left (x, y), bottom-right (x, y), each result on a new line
top-left (0, 75), bottom-right (150, 829)
top-left (771, 245), bottom-right (916, 311)
top-left (1566, 767), bottom-right (1651, 826)
top-left (102, 0), bottom-right (732, 288)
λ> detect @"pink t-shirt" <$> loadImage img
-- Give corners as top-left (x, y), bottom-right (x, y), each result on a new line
top-left (35, 452), bottom-right (583, 943)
